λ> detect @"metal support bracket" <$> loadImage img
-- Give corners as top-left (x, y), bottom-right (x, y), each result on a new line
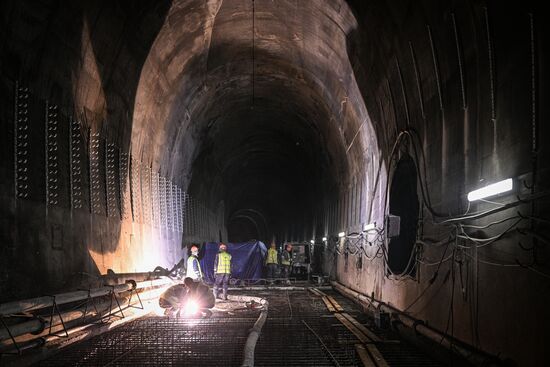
top-left (46, 295), bottom-right (69, 338)
top-left (78, 288), bottom-right (100, 319)
top-left (127, 281), bottom-right (144, 310)
top-left (104, 286), bottom-right (125, 321)
top-left (0, 316), bottom-right (21, 355)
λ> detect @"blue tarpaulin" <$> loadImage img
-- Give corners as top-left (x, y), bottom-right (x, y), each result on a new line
top-left (199, 241), bottom-right (267, 284)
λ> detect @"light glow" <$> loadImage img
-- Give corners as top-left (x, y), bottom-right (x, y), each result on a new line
top-left (363, 222), bottom-right (376, 231)
top-left (310, 239), bottom-right (315, 244)
top-left (338, 232), bottom-right (346, 238)
top-left (184, 300), bottom-right (199, 316)
top-left (322, 237), bottom-right (327, 242)
top-left (467, 178), bottom-right (513, 202)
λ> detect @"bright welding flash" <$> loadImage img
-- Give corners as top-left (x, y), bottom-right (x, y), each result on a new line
top-left (184, 300), bottom-right (199, 316)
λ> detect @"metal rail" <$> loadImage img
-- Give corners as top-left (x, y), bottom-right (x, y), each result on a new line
top-left (331, 281), bottom-right (502, 366)
top-left (0, 278), bottom-right (171, 316)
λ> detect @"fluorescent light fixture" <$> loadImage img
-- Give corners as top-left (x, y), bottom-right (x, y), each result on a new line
top-left (467, 178), bottom-right (513, 202)
top-left (338, 232), bottom-right (346, 238)
top-left (310, 239), bottom-right (315, 244)
top-left (322, 237), bottom-right (327, 242)
top-left (363, 222), bottom-right (376, 231)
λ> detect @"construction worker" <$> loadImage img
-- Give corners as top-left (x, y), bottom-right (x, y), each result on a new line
top-left (183, 277), bottom-right (214, 317)
top-left (186, 245), bottom-right (202, 281)
top-left (213, 243), bottom-right (232, 300)
top-left (265, 242), bottom-right (279, 281)
top-left (159, 278), bottom-right (215, 318)
top-left (281, 243), bottom-right (293, 284)
top-left (158, 283), bottom-right (188, 316)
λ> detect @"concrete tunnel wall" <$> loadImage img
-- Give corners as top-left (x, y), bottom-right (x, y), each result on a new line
top-left (0, 0), bottom-right (549, 365)
top-left (0, 0), bottom-right (193, 301)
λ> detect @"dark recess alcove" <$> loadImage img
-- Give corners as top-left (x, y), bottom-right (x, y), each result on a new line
top-left (388, 154), bottom-right (419, 276)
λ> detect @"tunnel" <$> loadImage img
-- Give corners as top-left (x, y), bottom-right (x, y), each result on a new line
top-left (0, 0), bottom-right (548, 366)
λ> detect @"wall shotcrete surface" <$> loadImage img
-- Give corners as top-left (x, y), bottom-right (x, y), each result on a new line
top-left (0, 0), bottom-right (548, 365)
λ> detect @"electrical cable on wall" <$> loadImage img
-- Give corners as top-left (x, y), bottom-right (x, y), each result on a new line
top-left (327, 122), bottom-right (550, 311)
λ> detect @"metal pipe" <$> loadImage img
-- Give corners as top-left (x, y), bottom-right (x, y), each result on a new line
top-left (331, 281), bottom-right (503, 366)
top-left (0, 277), bottom-right (171, 316)
top-left (43, 297), bottom-right (153, 345)
top-left (227, 286), bottom-right (332, 291)
top-left (0, 297), bottom-right (126, 341)
top-left (1, 338), bottom-right (44, 355)
top-left (100, 272), bottom-right (167, 284)
top-left (1, 297), bottom-right (163, 367)
top-left (0, 286), bottom-right (168, 348)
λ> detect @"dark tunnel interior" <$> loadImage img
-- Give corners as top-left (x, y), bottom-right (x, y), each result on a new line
top-left (187, 69), bottom-right (346, 243)
top-left (0, 0), bottom-right (549, 366)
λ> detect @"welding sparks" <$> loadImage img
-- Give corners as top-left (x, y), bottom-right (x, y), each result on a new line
top-left (184, 300), bottom-right (200, 316)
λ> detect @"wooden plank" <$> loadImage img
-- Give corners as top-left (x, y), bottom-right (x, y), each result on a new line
top-left (341, 313), bottom-right (381, 342)
top-left (313, 288), bottom-right (327, 297)
top-left (326, 295), bottom-right (344, 312)
top-left (334, 313), bottom-right (370, 343)
top-left (366, 344), bottom-right (390, 367)
top-left (321, 296), bottom-right (337, 313)
top-left (308, 288), bottom-right (323, 297)
top-left (355, 344), bottom-right (377, 367)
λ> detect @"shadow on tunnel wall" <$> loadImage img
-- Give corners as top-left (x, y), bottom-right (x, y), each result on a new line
top-left (0, 0), bottom-right (172, 301)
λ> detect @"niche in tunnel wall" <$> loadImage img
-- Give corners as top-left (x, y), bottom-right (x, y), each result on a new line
top-left (387, 154), bottom-right (419, 276)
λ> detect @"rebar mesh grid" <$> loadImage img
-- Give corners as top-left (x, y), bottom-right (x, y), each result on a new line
top-left (38, 289), bottom-right (444, 367)
top-left (252, 290), bottom-right (443, 367)
top-left (39, 316), bottom-right (255, 366)
top-left (253, 290), bottom-right (360, 366)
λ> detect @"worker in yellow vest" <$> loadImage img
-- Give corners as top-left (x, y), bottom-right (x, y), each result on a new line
top-left (265, 243), bottom-right (279, 281)
top-left (186, 245), bottom-right (202, 281)
top-left (213, 243), bottom-right (232, 300)
top-left (281, 243), bottom-right (293, 285)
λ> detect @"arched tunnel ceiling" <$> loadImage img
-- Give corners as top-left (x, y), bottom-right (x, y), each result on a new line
top-left (130, 0), bottom-right (379, 241)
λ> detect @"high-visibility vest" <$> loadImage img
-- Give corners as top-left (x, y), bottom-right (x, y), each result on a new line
top-left (281, 250), bottom-right (291, 266)
top-left (266, 248), bottom-right (278, 264)
top-left (216, 252), bottom-right (232, 274)
top-left (186, 255), bottom-right (202, 279)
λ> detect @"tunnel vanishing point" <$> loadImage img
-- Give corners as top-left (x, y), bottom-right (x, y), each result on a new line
top-left (0, 0), bottom-right (548, 365)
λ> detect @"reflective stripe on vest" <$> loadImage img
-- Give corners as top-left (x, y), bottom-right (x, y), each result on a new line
top-left (186, 255), bottom-right (202, 279)
top-left (281, 251), bottom-right (291, 266)
top-left (216, 252), bottom-right (231, 274)
top-left (266, 249), bottom-right (278, 264)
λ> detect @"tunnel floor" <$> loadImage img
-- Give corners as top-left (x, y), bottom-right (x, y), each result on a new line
top-left (37, 289), bottom-right (442, 367)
